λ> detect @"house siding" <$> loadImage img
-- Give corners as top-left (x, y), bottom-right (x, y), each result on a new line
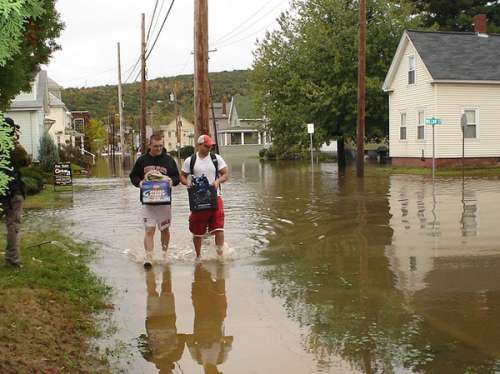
top-left (389, 39), bottom-right (436, 160)
top-left (434, 83), bottom-right (500, 158)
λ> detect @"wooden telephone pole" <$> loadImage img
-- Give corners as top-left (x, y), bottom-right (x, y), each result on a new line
top-left (140, 13), bottom-right (147, 153)
top-left (117, 42), bottom-right (126, 161)
top-left (194, 0), bottom-right (210, 138)
top-left (356, 0), bottom-right (366, 177)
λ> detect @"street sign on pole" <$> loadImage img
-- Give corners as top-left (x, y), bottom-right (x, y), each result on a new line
top-left (461, 113), bottom-right (467, 172)
top-left (425, 117), bottom-right (442, 126)
top-left (307, 123), bottom-right (314, 164)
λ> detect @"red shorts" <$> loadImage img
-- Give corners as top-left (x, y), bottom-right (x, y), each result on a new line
top-left (189, 196), bottom-right (225, 236)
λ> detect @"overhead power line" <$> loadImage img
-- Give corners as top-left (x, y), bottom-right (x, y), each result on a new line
top-left (146, 0), bottom-right (160, 43)
top-left (211, 0), bottom-right (287, 46)
top-left (145, 0), bottom-right (176, 61)
top-left (147, 0), bottom-right (167, 49)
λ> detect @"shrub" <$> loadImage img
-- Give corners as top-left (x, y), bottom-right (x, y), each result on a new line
top-left (259, 146), bottom-right (277, 160)
top-left (60, 145), bottom-right (92, 169)
top-left (39, 132), bottom-right (59, 172)
top-left (21, 166), bottom-right (46, 195)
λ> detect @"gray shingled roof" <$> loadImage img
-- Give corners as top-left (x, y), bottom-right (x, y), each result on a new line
top-left (407, 30), bottom-right (500, 81)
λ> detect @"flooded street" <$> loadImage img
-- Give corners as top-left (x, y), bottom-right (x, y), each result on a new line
top-left (26, 159), bottom-right (500, 373)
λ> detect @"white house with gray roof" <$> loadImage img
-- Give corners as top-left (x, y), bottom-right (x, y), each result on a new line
top-left (383, 18), bottom-right (500, 167)
top-left (5, 71), bottom-right (81, 161)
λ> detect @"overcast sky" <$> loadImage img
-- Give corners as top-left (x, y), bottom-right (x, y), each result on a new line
top-left (45, 0), bottom-right (290, 88)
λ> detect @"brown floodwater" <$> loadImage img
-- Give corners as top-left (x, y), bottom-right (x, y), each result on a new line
top-left (26, 158), bottom-right (500, 373)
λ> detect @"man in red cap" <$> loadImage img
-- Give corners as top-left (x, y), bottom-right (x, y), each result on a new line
top-left (180, 135), bottom-right (229, 258)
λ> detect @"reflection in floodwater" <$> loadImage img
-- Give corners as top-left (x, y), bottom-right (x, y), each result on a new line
top-left (255, 164), bottom-right (500, 373)
top-left (138, 263), bottom-right (232, 374)
top-left (139, 266), bottom-right (185, 373)
top-left (186, 263), bottom-right (233, 374)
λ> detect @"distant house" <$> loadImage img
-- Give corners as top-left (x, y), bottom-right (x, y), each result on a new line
top-left (5, 71), bottom-right (82, 160)
top-left (71, 111), bottom-right (90, 150)
top-left (159, 116), bottom-right (195, 151)
top-left (214, 95), bottom-right (271, 157)
top-left (47, 78), bottom-right (84, 149)
top-left (383, 15), bottom-right (500, 167)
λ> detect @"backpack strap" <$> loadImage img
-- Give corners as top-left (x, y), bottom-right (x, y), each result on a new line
top-left (210, 152), bottom-right (219, 179)
top-left (189, 153), bottom-right (197, 175)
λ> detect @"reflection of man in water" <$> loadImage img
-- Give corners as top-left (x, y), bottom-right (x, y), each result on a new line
top-left (186, 263), bottom-right (233, 374)
top-left (139, 266), bottom-right (185, 373)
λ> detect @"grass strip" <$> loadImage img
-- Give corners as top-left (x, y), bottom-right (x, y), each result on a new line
top-left (0, 228), bottom-right (112, 373)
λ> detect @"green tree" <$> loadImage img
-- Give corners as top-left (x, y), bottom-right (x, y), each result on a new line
top-left (0, 0), bottom-right (62, 196)
top-left (85, 118), bottom-right (107, 154)
top-left (252, 0), bottom-right (421, 162)
top-left (411, 0), bottom-right (500, 32)
top-left (39, 131), bottom-right (59, 172)
top-left (0, 0), bottom-right (63, 109)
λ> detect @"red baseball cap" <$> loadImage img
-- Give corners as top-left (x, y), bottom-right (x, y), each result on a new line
top-left (197, 134), bottom-right (216, 147)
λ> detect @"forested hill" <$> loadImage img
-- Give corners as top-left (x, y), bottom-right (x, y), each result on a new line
top-left (61, 69), bottom-right (252, 126)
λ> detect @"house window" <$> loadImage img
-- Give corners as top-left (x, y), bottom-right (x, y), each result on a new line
top-left (73, 118), bottom-right (84, 133)
top-left (400, 112), bottom-right (407, 140)
top-left (408, 55), bottom-right (416, 85)
top-left (417, 110), bottom-right (425, 140)
top-left (244, 132), bottom-right (259, 145)
top-left (464, 110), bottom-right (477, 138)
top-left (230, 132), bottom-right (242, 145)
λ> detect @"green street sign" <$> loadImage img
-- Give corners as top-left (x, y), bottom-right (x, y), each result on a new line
top-left (425, 117), bottom-right (442, 126)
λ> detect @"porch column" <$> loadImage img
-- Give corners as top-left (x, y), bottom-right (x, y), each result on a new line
top-left (224, 133), bottom-right (228, 146)
top-left (241, 132), bottom-right (245, 145)
top-left (258, 132), bottom-right (262, 145)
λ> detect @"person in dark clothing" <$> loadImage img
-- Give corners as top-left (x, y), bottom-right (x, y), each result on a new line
top-left (129, 134), bottom-right (180, 267)
top-left (1, 117), bottom-right (30, 268)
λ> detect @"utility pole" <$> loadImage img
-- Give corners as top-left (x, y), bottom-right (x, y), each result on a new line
top-left (208, 79), bottom-right (220, 154)
top-left (356, 0), bottom-right (366, 178)
top-left (117, 42), bottom-right (126, 162)
top-left (140, 13), bottom-right (147, 153)
top-left (173, 81), bottom-right (182, 160)
top-left (194, 0), bottom-right (210, 137)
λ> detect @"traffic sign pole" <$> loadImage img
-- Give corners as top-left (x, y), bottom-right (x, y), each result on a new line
top-left (432, 123), bottom-right (435, 179)
top-left (307, 123), bottom-right (315, 165)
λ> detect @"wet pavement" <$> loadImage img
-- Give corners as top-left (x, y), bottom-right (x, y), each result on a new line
top-left (25, 159), bottom-right (500, 373)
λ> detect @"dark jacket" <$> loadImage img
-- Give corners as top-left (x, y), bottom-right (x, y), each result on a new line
top-left (2, 143), bottom-right (30, 201)
top-left (129, 149), bottom-right (180, 188)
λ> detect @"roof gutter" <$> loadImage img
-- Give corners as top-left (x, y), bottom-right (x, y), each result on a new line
top-left (431, 79), bottom-right (500, 85)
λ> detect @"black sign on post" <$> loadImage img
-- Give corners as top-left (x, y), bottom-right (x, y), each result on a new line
top-left (54, 162), bottom-right (73, 189)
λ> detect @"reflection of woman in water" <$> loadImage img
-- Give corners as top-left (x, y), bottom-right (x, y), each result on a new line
top-left (186, 263), bottom-right (233, 374)
top-left (139, 266), bottom-right (185, 374)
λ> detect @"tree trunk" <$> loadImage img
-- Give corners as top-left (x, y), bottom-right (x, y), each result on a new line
top-left (337, 137), bottom-right (346, 172)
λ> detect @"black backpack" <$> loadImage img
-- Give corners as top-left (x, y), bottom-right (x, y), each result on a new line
top-left (187, 153), bottom-right (219, 211)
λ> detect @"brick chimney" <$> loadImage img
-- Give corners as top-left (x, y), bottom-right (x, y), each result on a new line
top-left (474, 14), bottom-right (488, 34)
top-left (222, 95), bottom-right (227, 115)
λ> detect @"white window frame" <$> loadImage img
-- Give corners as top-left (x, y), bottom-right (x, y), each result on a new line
top-left (408, 55), bottom-right (416, 85)
top-left (400, 112), bottom-right (407, 141)
top-left (462, 108), bottom-right (479, 139)
top-left (417, 110), bottom-right (425, 140)
top-left (73, 118), bottom-right (84, 131)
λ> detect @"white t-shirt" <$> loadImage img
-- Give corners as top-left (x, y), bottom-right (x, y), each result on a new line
top-left (182, 153), bottom-right (227, 184)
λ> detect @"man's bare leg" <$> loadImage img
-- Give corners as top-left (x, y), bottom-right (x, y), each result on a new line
top-left (215, 230), bottom-right (224, 255)
top-left (193, 236), bottom-right (202, 258)
top-left (144, 227), bottom-right (155, 266)
top-left (161, 228), bottom-right (170, 253)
